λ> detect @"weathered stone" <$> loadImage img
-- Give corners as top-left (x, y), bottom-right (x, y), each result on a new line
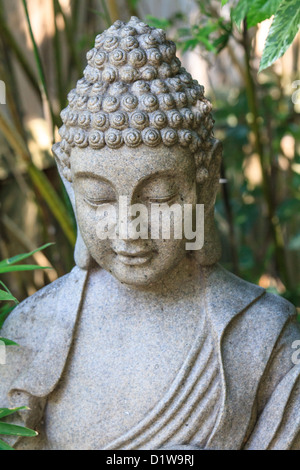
top-left (1, 17), bottom-right (299, 450)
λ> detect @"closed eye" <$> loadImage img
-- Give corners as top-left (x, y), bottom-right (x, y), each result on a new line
top-left (148, 193), bottom-right (179, 203)
top-left (84, 197), bottom-right (116, 207)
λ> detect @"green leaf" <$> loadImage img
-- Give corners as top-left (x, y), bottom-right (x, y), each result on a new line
top-left (247, 0), bottom-right (281, 27)
top-left (232, 0), bottom-right (250, 28)
top-left (21, 0), bottom-right (53, 124)
top-left (180, 38), bottom-right (200, 52)
top-left (0, 407), bottom-right (28, 420)
top-left (0, 438), bottom-right (14, 450)
top-left (0, 290), bottom-right (17, 303)
top-left (0, 422), bottom-right (37, 437)
top-left (288, 233), bottom-right (300, 250)
top-left (0, 304), bottom-right (16, 329)
top-left (0, 243), bottom-right (54, 268)
top-left (196, 34), bottom-right (217, 52)
top-left (259, 0), bottom-right (300, 72)
top-left (277, 198), bottom-right (300, 222)
top-left (0, 265), bottom-right (51, 274)
top-left (221, 0), bottom-right (229, 5)
top-left (129, 0), bottom-right (139, 8)
top-left (0, 338), bottom-right (19, 346)
top-left (145, 15), bottom-right (172, 30)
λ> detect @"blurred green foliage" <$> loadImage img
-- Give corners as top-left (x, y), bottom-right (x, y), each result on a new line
top-left (148, 0), bottom-right (300, 307)
top-left (0, 0), bottom-right (299, 310)
top-left (0, 407), bottom-right (37, 450)
top-left (0, 245), bottom-right (52, 450)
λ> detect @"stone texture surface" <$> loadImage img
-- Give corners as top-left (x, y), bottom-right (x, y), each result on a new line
top-left (1, 17), bottom-right (300, 450)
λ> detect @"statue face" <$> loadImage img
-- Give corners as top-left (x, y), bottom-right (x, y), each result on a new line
top-left (71, 144), bottom-right (197, 286)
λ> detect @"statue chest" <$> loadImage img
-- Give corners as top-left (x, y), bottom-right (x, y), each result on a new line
top-left (44, 286), bottom-right (204, 449)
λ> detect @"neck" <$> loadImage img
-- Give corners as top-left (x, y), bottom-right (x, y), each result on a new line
top-left (90, 253), bottom-right (208, 296)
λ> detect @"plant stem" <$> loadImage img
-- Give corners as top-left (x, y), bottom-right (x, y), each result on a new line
top-left (106, 0), bottom-right (120, 23)
top-left (0, 45), bottom-right (25, 139)
top-left (220, 162), bottom-right (240, 275)
top-left (53, 0), bottom-right (65, 110)
top-left (55, 0), bottom-right (82, 78)
top-left (0, 2), bottom-right (41, 98)
top-left (0, 111), bottom-right (76, 246)
top-left (1, 214), bottom-right (58, 283)
top-left (242, 20), bottom-right (289, 287)
top-left (21, 0), bottom-right (60, 131)
top-left (100, 0), bottom-right (112, 26)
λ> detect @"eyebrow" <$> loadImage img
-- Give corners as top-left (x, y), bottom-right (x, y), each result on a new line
top-left (74, 169), bottom-right (176, 186)
top-left (73, 172), bottom-right (114, 186)
top-left (134, 170), bottom-right (177, 186)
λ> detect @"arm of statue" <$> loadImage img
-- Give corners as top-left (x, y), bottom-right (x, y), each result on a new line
top-left (244, 314), bottom-right (300, 450)
top-left (0, 267), bottom-right (87, 450)
top-left (0, 299), bottom-right (49, 449)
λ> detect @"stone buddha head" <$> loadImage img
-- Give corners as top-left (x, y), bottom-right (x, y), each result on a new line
top-left (52, 16), bottom-right (222, 286)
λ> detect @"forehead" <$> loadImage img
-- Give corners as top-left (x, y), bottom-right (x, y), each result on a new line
top-left (70, 144), bottom-right (195, 186)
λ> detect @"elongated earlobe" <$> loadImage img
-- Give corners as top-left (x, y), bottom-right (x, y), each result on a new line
top-left (74, 228), bottom-right (92, 270)
top-left (52, 144), bottom-right (92, 270)
top-left (195, 208), bottom-right (221, 266)
top-left (195, 139), bottom-right (222, 266)
top-left (61, 174), bottom-right (92, 270)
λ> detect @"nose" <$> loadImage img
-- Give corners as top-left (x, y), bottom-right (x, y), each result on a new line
top-left (115, 194), bottom-right (149, 241)
top-left (111, 239), bottom-right (152, 255)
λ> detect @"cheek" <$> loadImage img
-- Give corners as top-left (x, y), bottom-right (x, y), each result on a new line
top-left (152, 238), bottom-right (186, 263)
top-left (183, 184), bottom-right (197, 205)
top-left (75, 200), bottom-right (110, 256)
top-left (76, 198), bottom-right (96, 237)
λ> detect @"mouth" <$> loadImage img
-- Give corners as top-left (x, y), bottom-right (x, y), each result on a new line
top-left (114, 250), bottom-right (153, 266)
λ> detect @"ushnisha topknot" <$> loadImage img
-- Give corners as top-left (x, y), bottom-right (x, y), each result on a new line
top-left (54, 16), bottom-right (217, 182)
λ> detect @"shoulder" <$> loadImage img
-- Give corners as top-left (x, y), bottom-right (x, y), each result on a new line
top-left (250, 289), bottom-right (296, 324)
top-left (224, 268), bottom-right (299, 374)
top-left (239, 277), bottom-right (297, 339)
top-left (3, 275), bottom-right (63, 340)
top-left (0, 267), bottom-right (87, 407)
top-left (1, 267), bottom-right (86, 346)
top-left (214, 264), bottom-right (296, 324)
top-left (207, 264), bottom-right (298, 359)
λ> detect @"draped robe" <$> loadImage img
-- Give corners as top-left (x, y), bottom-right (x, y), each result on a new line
top-left (0, 264), bottom-right (299, 450)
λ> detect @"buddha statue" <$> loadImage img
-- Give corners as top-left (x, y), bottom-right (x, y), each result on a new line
top-left (1, 17), bottom-right (300, 451)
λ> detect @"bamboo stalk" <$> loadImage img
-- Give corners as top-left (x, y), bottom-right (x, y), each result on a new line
top-left (21, 0), bottom-right (60, 130)
top-left (53, 0), bottom-right (65, 110)
top-left (0, 49), bottom-right (25, 140)
top-left (27, 164), bottom-right (76, 246)
top-left (71, 0), bottom-right (80, 33)
top-left (242, 20), bottom-right (289, 287)
top-left (220, 161), bottom-right (240, 276)
top-left (106, 0), bottom-right (120, 23)
top-left (0, 2), bottom-right (41, 98)
top-left (128, 0), bottom-right (139, 17)
top-left (0, 110), bottom-right (76, 246)
top-left (100, 0), bottom-right (112, 26)
top-left (1, 215), bottom-right (58, 283)
top-left (55, 0), bottom-right (82, 77)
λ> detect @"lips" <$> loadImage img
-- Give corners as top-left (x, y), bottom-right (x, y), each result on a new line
top-left (114, 250), bottom-right (152, 266)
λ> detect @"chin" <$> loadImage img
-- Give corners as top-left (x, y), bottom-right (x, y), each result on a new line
top-left (101, 255), bottom-right (182, 288)
top-left (110, 263), bottom-right (168, 288)
top-left (91, 246), bottom-right (187, 288)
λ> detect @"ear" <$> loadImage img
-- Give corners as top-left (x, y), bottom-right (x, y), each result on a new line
top-left (195, 139), bottom-right (222, 266)
top-left (196, 139), bottom-right (222, 210)
top-left (52, 144), bottom-right (92, 270)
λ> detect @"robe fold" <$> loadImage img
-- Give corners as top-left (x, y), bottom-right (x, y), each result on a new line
top-left (0, 264), bottom-right (299, 450)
